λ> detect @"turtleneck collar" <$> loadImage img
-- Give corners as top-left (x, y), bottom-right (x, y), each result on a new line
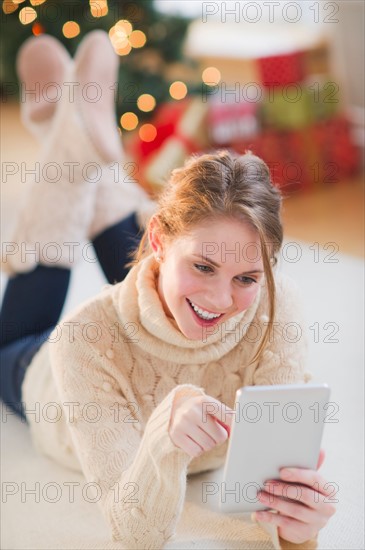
top-left (113, 254), bottom-right (261, 364)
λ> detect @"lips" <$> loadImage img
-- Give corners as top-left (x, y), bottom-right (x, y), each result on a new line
top-left (186, 298), bottom-right (223, 327)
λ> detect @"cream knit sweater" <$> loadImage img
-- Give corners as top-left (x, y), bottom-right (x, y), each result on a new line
top-left (22, 254), bottom-right (316, 550)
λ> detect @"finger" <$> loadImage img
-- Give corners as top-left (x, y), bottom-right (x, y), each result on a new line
top-left (174, 433), bottom-right (205, 458)
top-left (258, 490), bottom-right (316, 524)
top-left (214, 409), bottom-right (236, 436)
top-left (200, 396), bottom-right (234, 425)
top-left (279, 468), bottom-right (335, 498)
top-left (317, 448), bottom-right (325, 470)
top-left (262, 481), bottom-right (329, 511)
top-left (198, 413), bottom-right (229, 444)
top-left (184, 423), bottom-right (217, 451)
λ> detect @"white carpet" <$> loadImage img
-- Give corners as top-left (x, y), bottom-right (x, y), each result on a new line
top-left (1, 239), bottom-right (364, 549)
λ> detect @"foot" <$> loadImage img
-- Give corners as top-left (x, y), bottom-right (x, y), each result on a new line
top-left (73, 30), bottom-right (122, 163)
top-left (16, 35), bottom-right (72, 141)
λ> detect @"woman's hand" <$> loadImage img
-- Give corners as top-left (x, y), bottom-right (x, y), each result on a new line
top-left (254, 449), bottom-right (337, 544)
top-left (168, 389), bottom-right (234, 458)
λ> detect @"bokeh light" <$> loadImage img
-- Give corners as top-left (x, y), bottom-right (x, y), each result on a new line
top-left (120, 112), bottom-right (139, 131)
top-left (109, 20), bottom-right (146, 56)
top-left (19, 6), bottom-right (37, 24)
top-left (115, 42), bottom-right (132, 56)
top-left (32, 21), bottom-right (44, 35)
top-left (169, 81), bottom-right (188, 100)
top-left (129, 30), bottom-right (146, 48)
top-left (202, 66), bottom-right (221, 86)
top-left (62, 21), bottom-right (80, 39)
top-left (90, 0), bottom-right (108, 18)
top-left (2, 0), bottom-right (18, 14)
top-left (115, 19), bottom-right (132, 35)
top-left (30, 0), bottom-right (47, 5)
top-left (137, 94), bottom-right (156, 112)
top-left (139, 124), bottom-right (157, 142)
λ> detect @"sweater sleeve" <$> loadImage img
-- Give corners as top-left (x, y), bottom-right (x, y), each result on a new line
top-left (49, 324), bottom-right (205, 549)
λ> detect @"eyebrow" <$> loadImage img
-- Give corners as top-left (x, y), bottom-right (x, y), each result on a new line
top-left (192, 254), bottom-right (264, 274)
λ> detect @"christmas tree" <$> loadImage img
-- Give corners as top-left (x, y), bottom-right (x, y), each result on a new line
top-left (1, 0), bottom-right (199, 126)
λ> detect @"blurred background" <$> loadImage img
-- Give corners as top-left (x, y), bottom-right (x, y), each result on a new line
top-left (1, 0), bottom-right (364, 256)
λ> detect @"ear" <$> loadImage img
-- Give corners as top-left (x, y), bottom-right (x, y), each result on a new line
top-left (148, 215), bottom-right (165, 255)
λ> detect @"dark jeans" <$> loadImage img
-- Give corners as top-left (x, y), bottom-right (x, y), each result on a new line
top-left (0, 213), bottom-right (142, 422)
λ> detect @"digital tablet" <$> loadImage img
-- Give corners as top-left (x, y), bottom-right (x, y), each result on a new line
top-left (219, 383), bottom-right (331, 514)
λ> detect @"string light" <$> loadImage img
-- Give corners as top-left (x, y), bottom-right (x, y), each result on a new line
top-left (62, 21), bottom-right (80, 39)
top-left (202, 67), bottom-right (221, 86)
top-left (137, 94), bottom-right (156, 112)
top-left (115, 42), bottom-right (132, 56)
top-left (129, 30), bottom-right (146, 48)
top-left (30, 0), bottom-right (47, 5)
top-left (2, 0), bottom-right (18, 14)
top-left (109, 20), bottom-right (146, 56)
top-left (120, 112), bottom-right (139, 131)
top-left (90, 0), bottom-right (108, 18)
top-left (115, 19), bottom-right (132, 35)
top-left (169, 81), bottom-right (188, 100)
top-left (19, 6), bottom-right (37, 24)
top-left (12, 0), bottom-right (26, 4)
top-left (139, 124), bottom-right (157, 142)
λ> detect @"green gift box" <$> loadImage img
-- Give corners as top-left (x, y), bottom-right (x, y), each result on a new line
top-left (305, 75), bottom-right (341, 121)
top-left (262, 85), bottom-right (313, 130)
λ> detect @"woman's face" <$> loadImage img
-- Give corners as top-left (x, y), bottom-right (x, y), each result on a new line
top-left (150, 217), bottom-right (265, 340)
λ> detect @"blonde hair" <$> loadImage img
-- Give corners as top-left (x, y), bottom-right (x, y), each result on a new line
top-left (127, 150), bottom-right (283, 365)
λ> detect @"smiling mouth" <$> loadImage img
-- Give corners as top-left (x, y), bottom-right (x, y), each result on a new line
top-left (187, 298), bottom-right (223, 321)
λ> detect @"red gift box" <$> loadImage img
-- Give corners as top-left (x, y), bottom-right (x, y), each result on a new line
top-left (280, 130), bottom-right (313, 192)
top-left (257, 51), bottom-right (305, 88)
top-left (208, 96), bottom-right (259, 146)
top-left (125, 98), bottom-right (210, 195)
top-left (230, 130), bottom-right (292, 190)
top-left (311, 115), bottom-right (360, 183)
top-left (231, 129), bottom-right (313, 192)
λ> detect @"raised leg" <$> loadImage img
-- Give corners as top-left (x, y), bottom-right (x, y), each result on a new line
top-left (91, 212), bottom-right (142, 284)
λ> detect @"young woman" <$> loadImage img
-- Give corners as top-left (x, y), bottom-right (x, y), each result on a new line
top-left (0, 31), bottom-right (335, 550)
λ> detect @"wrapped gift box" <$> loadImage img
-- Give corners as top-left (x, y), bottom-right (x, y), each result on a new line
top-left (208, 96), bottom-right (259, 145)
top-left (305, 75), bottom-right (341, 121)
top-left (257, 51), bottom-right (305, 88)
top-left (126, 98), bottom-right (210, 196)
top-left (303, 41), bottom-right (331, 76)
top-left (261, 86), bottom-right (312, 130)
top-left (308, 115), bottom-right (359, 185)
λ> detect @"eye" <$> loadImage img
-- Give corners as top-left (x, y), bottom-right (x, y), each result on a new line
top-left (194, 263), bottom-right (213, 273)
top-left (194, 263), bottom-right (257, 285)
top-left (236, 276), bottom-right (257, 285)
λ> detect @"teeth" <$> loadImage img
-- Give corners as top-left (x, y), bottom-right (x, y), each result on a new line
top-left (188, 299), bottom-right (222, 320)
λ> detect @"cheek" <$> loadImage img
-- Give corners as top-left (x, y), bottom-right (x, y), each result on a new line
top-left (163, 264), bottom-right (196, 303)
top-left (176, 275), bottom-right (198, 300)
top-left (237, 285), bottom-right (260, 310)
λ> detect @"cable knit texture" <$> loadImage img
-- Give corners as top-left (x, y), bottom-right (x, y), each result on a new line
top-left (21, 254), bottom-right (316, 550)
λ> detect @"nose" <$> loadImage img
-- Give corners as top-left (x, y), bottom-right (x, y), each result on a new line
top-left (207, 282), bottom-right (234, 312)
